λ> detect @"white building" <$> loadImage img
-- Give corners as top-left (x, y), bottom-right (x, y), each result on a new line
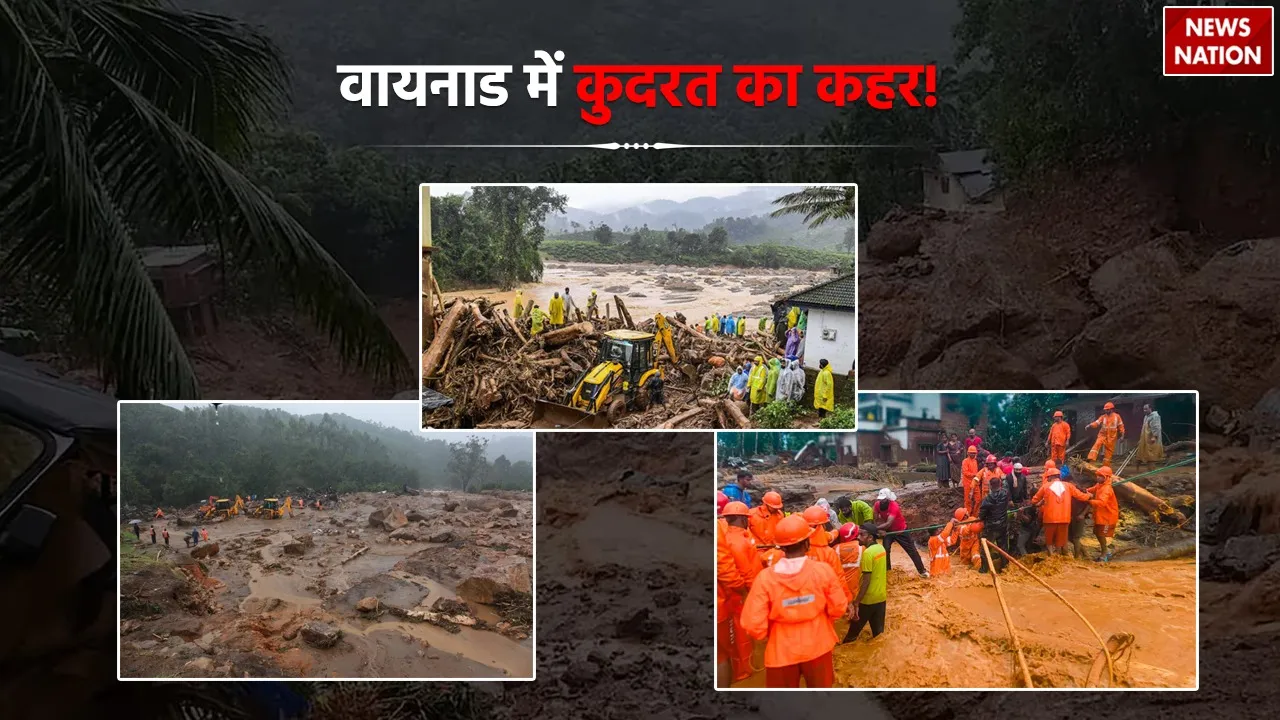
top-left (856, 393), bottom-right (944, 464)
top-left (922, 149), bottom-right (1004, 212)
top-left (779, 273), bottom-right (857, 373)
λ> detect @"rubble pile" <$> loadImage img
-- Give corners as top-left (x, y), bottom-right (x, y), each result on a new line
top-left (422, 295), bottom-right (779, 429)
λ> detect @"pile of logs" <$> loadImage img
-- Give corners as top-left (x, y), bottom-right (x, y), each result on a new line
top-left (421, 294), bottom-right (778, 429)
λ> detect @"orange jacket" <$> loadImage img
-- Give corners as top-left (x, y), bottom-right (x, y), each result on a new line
top-left (807, 544), bottom-right (850, 602)
top-left (958, 522), bottom-right (983, 566)
top-left (761, 547), bottom-right (782, 568)
top-left (1088, 413), bottom-right (1125, 442)
top-left (1049, 420), bottom-right (1071, 446)
top-left (969, 468), bottom-right (1004, 511)
top-left (961, 458), bottom-right (979, 486)
top-left (748, 506), bottom-right (782, 546)
top-left (835, 542), bottom-right (862, 600)
top-left (928, 534), bottom-right (951, 575)
top-left (740, 558), bottom-right (848, 668)
top-left (716, 520), bottom-right (728, 621)
top-left (719, 525), bottom-right (763, 592)
top-left (1087, 481), bottom-right (1120, 526)
top-left (1033, 476), bottom-right (1092, 524)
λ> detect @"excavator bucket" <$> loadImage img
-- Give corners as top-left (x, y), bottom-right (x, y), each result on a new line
top-left (531, 400), bottom-right (612, 429)
top-left (677, 362), bottom-right (698, 384)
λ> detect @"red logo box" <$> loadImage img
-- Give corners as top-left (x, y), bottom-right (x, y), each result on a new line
top-left (1164, 5), bottom-right (1274, 76)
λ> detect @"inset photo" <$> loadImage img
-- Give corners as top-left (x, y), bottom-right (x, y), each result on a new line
top-left (715, 391), bottom-right (1197, 689)
top-left (118, 400), bottom-right (533, 680)
top-left (419, 183), bottom-right (857, 430)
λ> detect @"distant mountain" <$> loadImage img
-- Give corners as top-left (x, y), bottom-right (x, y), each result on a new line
top-left (302, 413), bottom-right (532, 463)
top-left (544, 186), bottom-right (855, 250)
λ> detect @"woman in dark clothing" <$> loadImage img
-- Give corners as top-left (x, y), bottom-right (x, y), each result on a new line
top-left (935, 431), bottom-right (953, 488)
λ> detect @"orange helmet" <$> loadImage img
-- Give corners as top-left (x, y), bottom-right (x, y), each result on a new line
top-left (1053, 410), bottom-right (1064, 418)
top-left (967, 446), bottom-right (978, 454)
top-left (773, 515), bottom-right (814, 547)
top-left (1097, 466), bottom-right (1114, 478)
top-left (1044, 460), bottom-right (1057, 470)
top-left (1103, 402), bottom-right (1115, 411)
top-left (954, 508), bottom-right (967, 521)
top-left (802, 506), bottom-right (829, 526)
top-left (721, 501), bottom-right (750, 517)
top-left (762, 491), bottom-right (783, 509)
top-left (986, 454), bottom-right (997, 463)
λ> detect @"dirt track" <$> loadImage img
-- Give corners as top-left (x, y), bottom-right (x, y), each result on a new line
top-left (119, 490), bottom-right (532, 679)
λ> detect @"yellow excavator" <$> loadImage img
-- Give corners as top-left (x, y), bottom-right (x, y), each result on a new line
top-left (255, 497), bottom-right (292, 519)
top-left (532, 313), bottom-right (697, 428)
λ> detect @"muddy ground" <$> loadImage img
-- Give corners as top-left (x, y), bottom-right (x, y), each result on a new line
top-left (119, 490), bottom-right (532, 679)
top-left (719, 451), bottom-right (1198, 688)
top-left (444, 261), bottom-right (832, 319)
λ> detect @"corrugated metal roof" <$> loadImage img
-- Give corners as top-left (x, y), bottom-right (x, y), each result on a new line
top-left (138, 244), bottom-right (216, 268)
top-left (937, 149), bottom-right (992, 175)
top-left (782, 272), bottom-right (857, 310)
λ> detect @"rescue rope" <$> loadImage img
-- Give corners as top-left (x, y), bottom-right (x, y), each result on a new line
top-left (980, 538), bottom-right (1034, 688)
top-left (984, 541), bottom-right (1116, 686)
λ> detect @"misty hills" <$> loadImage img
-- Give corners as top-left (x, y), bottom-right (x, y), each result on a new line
top-left (308, 412), bottom-right (532, 464)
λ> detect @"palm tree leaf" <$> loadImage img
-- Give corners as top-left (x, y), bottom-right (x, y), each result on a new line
top-left (87, 71), bottom-right (409, 385)
top-left (769, 186), bottom-right (858, 227)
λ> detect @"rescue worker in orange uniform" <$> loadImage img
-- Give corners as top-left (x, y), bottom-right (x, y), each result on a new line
top-left (928, 525), bottom-right (952, 576)
top-left (749, 491), bottom-right (785, 545)
top-left (803, 506), bottom-right (851, 602)
top-left (960, 446), bottom-right (980, 512)
top-left (1087, 402), bottom-right (1126, 465)
top-left (954, 508), bottom-right (983, 568)
top-left (1048, 410), bottom-right (1071, 465)
top-left (740, 515), bottom-right (849, 688)
top-left (154, 508), bottom-right (165, 519)
top-left (1032, 461), bottom-right (1093, 555)
top-left (717, 501), bottom-right (762, 684)
top-left (1087, 466), bottom-right (1120, 562)
top-left (968, 455), bottom-right (1003, 516)
top-left (832, 523), bottom-right (863, 603)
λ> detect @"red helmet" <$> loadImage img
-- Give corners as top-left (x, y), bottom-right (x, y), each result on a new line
top-left (986, 454), bottom-right (998, 463)
top-left (716, 491), bottom-right (729, 513)
top-left (838, 523), bottom-right (859, 542)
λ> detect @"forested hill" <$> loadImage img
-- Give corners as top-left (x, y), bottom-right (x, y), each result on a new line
top-left (303, 412), bottom-right (532, 464)
top-left (120, 405), bottom-right (532, 507)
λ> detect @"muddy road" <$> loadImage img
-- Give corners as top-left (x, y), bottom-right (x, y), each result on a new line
top-left (443, 261), bottom-right (831, 319)
top-left (120, 490), bottom-right (533, 679)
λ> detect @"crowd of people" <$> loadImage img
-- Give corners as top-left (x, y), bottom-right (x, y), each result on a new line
top-left (715, 402), bottom-right (1152, 688)
top-left (511, 286), bottom-right (601, 336)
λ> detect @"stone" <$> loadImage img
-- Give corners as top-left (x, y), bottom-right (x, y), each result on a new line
top-left (1089, 238), bottom-right (1184, 312)
top-left (368, 506), bottom-right (409, 532)
top-left (456, 557), bottom-right (531, 603)
top-left (184, 657), bottom-right (216, 674)
top-left (190, 542), bottom-right (220, 560)
top-left (431, 597), bottom-right (470, 615)
top-left (562, 659), bottom-right (601, 686)
top-left (915, 338), bottom-right (1042, 390)
top-left (356, 597), bottom-right (380, 613)
top-left (653, 589), bottom-right (682, 608)
top-left (498, 505), bottom-right (518, 518)
top-left (389, 527), bottom-right (419, 541)
top-left (866, 218), bottom-right (924, 261)
top-left (427, 530), bottom-right (456, 543)
top-left (615, 608), bottom-right (663, 640)
top-left (407, 509), bottom-right (428, 522)
top-left (1215, 535), bottom-right (1280, 581)
top-left (300, 622), bottom-right (342, 649)
top-left (442, 501), bottom-right (460, 512)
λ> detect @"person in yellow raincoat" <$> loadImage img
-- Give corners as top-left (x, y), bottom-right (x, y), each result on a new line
top-left (813, 359), bottom-right (834, 418)
top-left (530, 305), bottom-right (545, 335)
top-left (586, 290), bottom-right (598, 320)
top-left (764, 358), bottom-right (781, 400)
top-left (711, 314), bottom-right (721, 334)
top-left (548, 292), bottom-right (565, 327)
top-left (512, 289), bottom-right (524, 319)
top-left (1135, 404), bottom-right (1164, 465)
top-left (736, 317), bottom-right (746, 337)
top-left (748, 356), bottom-right (768, 414)
top-left (787, 306), bottom-right (799, 329)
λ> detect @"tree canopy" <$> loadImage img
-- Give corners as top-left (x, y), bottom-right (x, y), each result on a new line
top-left (120, 404), bottom-right (531, 507)
top-left (431, 186), bottom-right (568, 289)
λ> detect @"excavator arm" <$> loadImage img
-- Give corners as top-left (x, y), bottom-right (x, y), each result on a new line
top-left (654, 313), bottom-right (697, 382)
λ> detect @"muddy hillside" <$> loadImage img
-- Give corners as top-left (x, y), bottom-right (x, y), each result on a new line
top-left (721, 451), bottom-right (1198, 689)
top-left (119, 490), bottom-right (532, 679)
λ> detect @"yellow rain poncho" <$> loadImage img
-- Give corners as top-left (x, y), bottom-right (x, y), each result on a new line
top-left (787, 306), bottom-right (799, 329)
top-left (748, 356), bottom-right (769, 405)
top-left (530, 307), bottom-right (545, 335)
top-left (513, 290), bottom-right (524, 319)
top-left (548, 295), bottom-right (565, 325)
top-left (814, 364), bottom-right (835, 411)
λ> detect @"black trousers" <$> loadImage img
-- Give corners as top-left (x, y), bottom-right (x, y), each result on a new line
top-left (884, 533), bottom-right (927, 574)
top-left (844, 601), bottom-right (887, 641)
top-left (980, 525), bottom-right (1012, 573)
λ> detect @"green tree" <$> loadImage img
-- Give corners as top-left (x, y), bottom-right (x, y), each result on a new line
top-left (592, 223), bottom-right (614, 245)
top-left (707, 225), bottom-right (730, 253)
top-left (0, 1), bottom-right (408, 397)
top-left (446, 436), bottom-right (489, 492)
top-left (769, 186), bottom-right (860, 227)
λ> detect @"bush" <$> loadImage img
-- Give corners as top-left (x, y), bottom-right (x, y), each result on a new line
top-left (817, 406), bottom-right (859, 429)
top-left (541, 240), bottom-right (847, 271)
top-left (753, 401), bottom-right (804, 429)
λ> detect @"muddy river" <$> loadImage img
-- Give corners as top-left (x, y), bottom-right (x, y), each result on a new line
top-left (442, 261), bottom-right (833, 320)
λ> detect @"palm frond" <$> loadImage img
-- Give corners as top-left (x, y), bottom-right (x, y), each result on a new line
top-left (769, 186), bottom-right (858, 227)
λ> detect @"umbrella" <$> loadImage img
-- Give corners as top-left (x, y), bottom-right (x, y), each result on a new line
top-left (127, 519), bottom-right (142, 525)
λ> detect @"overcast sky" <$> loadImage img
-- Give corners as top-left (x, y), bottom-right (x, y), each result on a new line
top-left (158, 401), bottom-right (498, 442)
top-left (427, 183), bottom-right (804, 212)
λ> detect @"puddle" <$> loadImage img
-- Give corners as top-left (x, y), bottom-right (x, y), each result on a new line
top-left (343, 620), bottom-right (532, 678)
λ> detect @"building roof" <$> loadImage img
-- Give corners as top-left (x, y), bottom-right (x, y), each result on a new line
top-left (138, 244), bottom-right (217, 268)
top-left (935, 149), bottom-right (997, 200)
top-left (0, 350), bottom-right (116, 436)
top-left (779, 272), bottom-right (857, 311)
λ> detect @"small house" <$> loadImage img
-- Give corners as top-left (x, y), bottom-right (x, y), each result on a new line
top-left (774, 272), bottom-right (857, 374)
top-left (922, 149), bottom-right (1004, 212)
top-left (139, 245), bottom-right (221, 338)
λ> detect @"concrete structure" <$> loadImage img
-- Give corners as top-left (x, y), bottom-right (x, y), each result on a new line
top-left (857, 393), bottom-right (991, 465)
top-left (139, 244), bottom-right (221, 338)
top-left (776, 273), bottom-right (857, 374)
top-left (923, 149), bottom-right (1005, 212)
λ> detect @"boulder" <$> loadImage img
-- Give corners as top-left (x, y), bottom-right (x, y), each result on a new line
top-left (1088, 238), bottom-right (1184, 312)
top-left (407, 509), bottom-right (428, 522)
top-left (190, 542), bottom-right (220, 560)
top-left (368, 507), bottom-right (409, 531)
top-left (184, 657), bottom-right (216, 674)
top-left (442, 501), bottom-right (460, 512)
top-left (497, 505), bottom-right (518, 518)
top-left (283, 536), bottom-right (314, 556)
top-left (431, 597), bottom-right (471, 615)
top-left (356, 597), bottom-right (380, 613)
top-left (456, 557), bottom-right (531, 603)
top-left (1214, 535), bottom-right (1280, 581)
top-left (300, 622), bottom-right (342, 649)
top-left (427, 530), bottom-right (456, 543)
top-left (914, 338), bottom-right (1042, 390)
top-left (389, 527), bottom-right (419, 541)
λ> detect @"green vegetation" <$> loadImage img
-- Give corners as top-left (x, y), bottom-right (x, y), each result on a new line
top-left (120, 404), bottom-right (531, 507)
top-left (432, 187), bottom-right (568, 289)
top-left (120, 528), bottom-right (163, 574)
top-left (817, 406), bottom-right (859, 430)
top-left (752, 401), bottom-right (806, 430)
top-left (542, 239), bottom-right (848, 271)
top-left (0, 1), bottom-right (408, 397)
